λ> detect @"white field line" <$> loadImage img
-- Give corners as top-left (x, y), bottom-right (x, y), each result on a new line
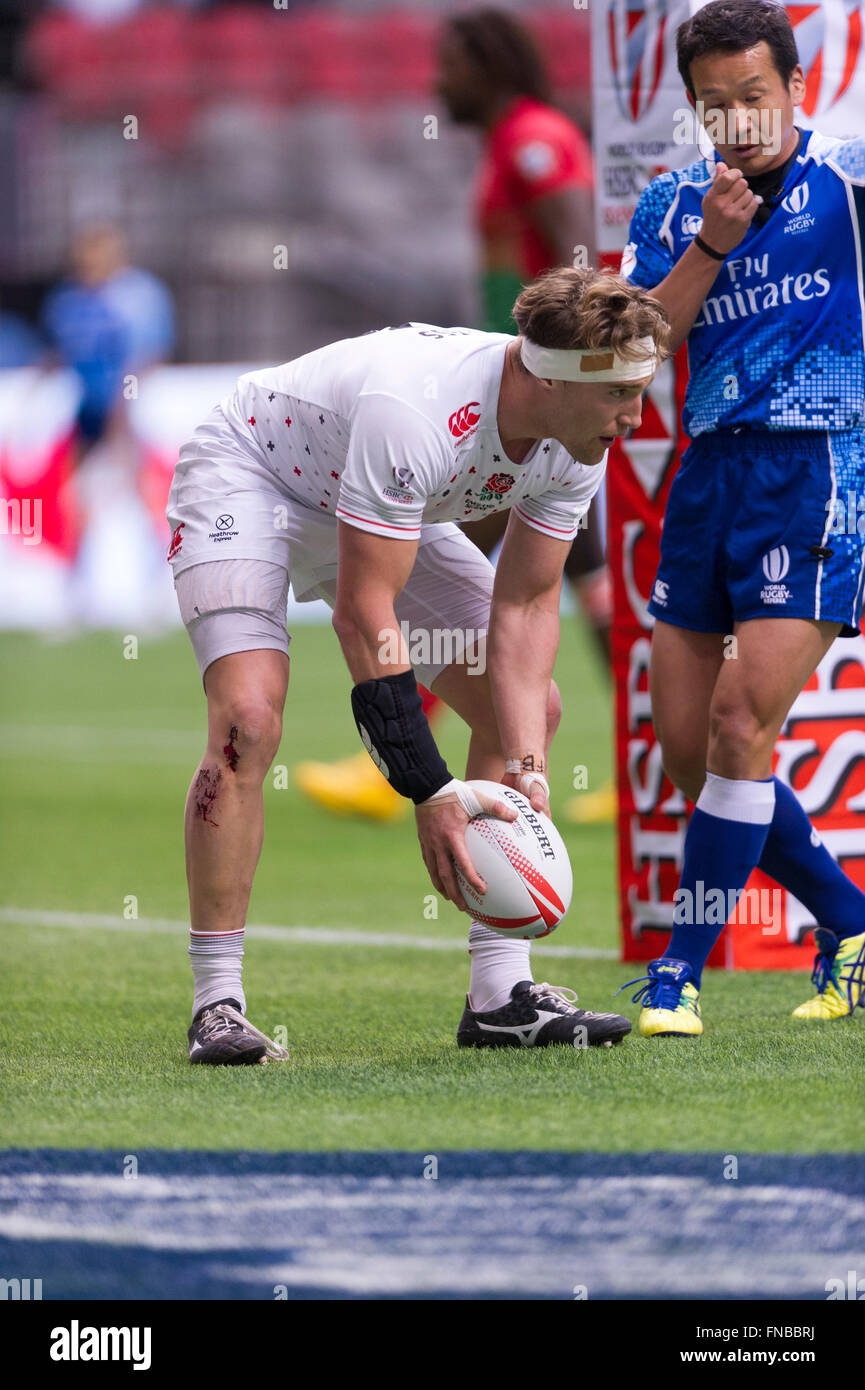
top-left (0, 907), bottom-right (617, 960)
top-left (0, 723), bottom-right (202, 763)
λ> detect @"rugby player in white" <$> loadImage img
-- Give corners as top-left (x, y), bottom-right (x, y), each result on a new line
top-left (167, 267), bottom-right (668, 1064)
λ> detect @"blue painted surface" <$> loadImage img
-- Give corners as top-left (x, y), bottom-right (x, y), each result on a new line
top-left (1, 1152), bottom-right (862, 1300)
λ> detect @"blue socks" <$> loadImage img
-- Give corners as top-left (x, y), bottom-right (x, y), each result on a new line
top-left (666, 773), bottom-right (865, 985)
top-left (666, 774), bottom-right (775, 983)
top-left (758, 777), bottom-right (865, 940)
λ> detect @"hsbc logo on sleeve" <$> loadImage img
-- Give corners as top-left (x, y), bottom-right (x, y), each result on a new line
top-left (385, 466), bottom-right (415, 501)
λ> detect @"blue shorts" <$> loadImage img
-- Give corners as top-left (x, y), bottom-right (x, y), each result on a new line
top-left (647, 430), bottom-right (865, 638)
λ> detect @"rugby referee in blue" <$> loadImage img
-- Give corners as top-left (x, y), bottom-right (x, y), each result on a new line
top-left (619, 0), bottom-right (865, 1034)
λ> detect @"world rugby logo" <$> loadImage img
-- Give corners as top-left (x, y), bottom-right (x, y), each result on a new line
top-left (782, 184), bottom-right (809, 215)
top-left (762, 546), bottom-right (790, 583)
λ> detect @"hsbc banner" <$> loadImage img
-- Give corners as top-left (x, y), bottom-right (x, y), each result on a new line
top-left (592, 0), bottom-right (865, 967)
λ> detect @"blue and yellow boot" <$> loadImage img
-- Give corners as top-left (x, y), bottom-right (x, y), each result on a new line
top-left (619, 958), bottom-right (703, 1038)
top-left (792, 928), bottom-right (865, 1020)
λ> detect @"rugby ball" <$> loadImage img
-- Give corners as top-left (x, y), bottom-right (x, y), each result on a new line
top-left (454, 780), bottom-right (573, 939)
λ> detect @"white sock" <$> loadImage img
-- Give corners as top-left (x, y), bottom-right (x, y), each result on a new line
top-left (468, 921), bottom-right (532, 1013)
top-left (188, 928), bottom-right (246, 1019)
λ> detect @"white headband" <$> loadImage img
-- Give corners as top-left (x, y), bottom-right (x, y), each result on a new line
top-left (520, 335), bottom-right (658, 383)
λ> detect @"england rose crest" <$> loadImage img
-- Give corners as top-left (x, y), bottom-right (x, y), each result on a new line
top-left (482, 473), bottom-right (515, 500)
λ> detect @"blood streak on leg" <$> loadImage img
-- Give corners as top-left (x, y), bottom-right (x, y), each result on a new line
top-left (194, 767), bottom-right (222, 826)
top-left (223, 725), bottom-right (239, 772)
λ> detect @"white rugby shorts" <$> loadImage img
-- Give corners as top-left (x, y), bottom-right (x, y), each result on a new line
top-left (169, 408), bottom-right (495, 685)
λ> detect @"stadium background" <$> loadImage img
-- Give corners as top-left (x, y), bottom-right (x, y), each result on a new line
top-left (1, 0), bottom-right (863, 1303)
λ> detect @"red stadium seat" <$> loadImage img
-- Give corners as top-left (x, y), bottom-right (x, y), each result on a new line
top-left (23, 5), bottom-right (590, 117)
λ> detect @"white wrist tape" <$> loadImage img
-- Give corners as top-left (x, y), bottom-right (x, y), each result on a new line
top-left (423, 778), bottom-right (486, 818)
top-left (505, 760), bottom-right (550, 801)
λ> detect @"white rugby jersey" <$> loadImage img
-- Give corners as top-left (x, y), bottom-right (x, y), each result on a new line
top-left (219, 323), bottom-right (605, 542)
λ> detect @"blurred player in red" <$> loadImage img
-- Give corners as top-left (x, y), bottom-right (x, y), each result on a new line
top-left (296, 8), bottom-right (615, 823)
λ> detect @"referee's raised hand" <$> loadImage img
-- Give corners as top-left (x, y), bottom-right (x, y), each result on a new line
top-left (700, 161), bottom-right (763, 255)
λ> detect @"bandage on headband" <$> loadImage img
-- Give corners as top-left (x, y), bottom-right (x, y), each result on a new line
top-left (520, 334), bottom-right (658, 383)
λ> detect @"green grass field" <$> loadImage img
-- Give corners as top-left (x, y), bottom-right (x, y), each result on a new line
top-left (2, 622), bottom-right (861, 1152)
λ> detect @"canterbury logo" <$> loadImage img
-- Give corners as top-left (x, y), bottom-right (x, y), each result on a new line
top-left (762, 545), bottom-right (790, 582)
top-left (448, 401), bottom-right (481, 440)
top-left (782, 184), bottom-right (809, 215)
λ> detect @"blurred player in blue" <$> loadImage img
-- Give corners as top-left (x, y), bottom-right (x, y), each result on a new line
top-left (619, 0), bottom-right (865, 1033)
top-left (42, 224), bottom-right (174, 464)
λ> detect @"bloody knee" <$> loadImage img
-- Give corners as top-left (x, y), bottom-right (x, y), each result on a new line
top-left (210, 698), bottom-right (283, 778)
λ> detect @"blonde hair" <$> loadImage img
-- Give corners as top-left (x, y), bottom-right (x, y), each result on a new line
top-left (512, 266), bottom-right (671, 364)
